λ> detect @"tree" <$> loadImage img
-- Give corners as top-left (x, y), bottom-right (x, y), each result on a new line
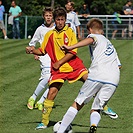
top-left (3, 0), bottom-right (126, 15)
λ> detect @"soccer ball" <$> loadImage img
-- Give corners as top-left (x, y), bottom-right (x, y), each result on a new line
top-left (53, 121), bottom-right (72, 133)
top-left (28, 35), bottom-right (31, 39)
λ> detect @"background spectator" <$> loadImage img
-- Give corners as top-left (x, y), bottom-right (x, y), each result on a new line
top-left (0, 0), bottom-right (8, 39)
top-left (79, 3), bottom-right (90, 39)
top-left (111, 11), bottom-right (122, 39)
top-left (9, 0), bottom-right (22, 39)
top-left (122, 0), bottom-right (133, 39)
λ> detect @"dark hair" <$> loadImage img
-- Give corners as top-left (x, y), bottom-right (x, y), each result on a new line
top-left (53, 7), bottom-right (67, 20)
top-left (127, 0), bottom-right (132, 3)
top-left (42, 7), bottom-right (53, 16)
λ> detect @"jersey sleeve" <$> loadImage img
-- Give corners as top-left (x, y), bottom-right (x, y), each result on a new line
top-left (9, 7), bottom-right (12, 13)
top-left (87, 34), bottom-right (97, 46)
top-left (18, 6), bottom-right (22, 12)
top-left (74, 13), bottom-right (81, 26)
top-left (2, 6), bottom-right (5, 12)
top-left (40, 32), bottom-right (51, 54)
top-left (29, 27), bottom-right (41, 47)
top-left (116, 54), bottom-right (122, 67)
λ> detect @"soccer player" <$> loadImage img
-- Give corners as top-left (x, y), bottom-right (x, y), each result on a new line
top-left (27, 7), bottom-right (55, 111)
top-left (26, 7), bottom-right (119, 130)
top-left (26, 7), bottom-right (88, 129)
top-left (65, 1), bottom-right (81, 40)
top-left (57, 18), bottom-right (121, 133)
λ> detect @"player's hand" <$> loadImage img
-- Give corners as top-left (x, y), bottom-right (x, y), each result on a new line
top-left (61, 45), bottom-right (72, 51)
top-left (26, 46), bottom-right (35, 54)
top-left (53, 61), bottom-right (61, 70)
top-left (34, 55), bottom-right (39, 60)
top-left (78, 34), bottom-right (82, 40)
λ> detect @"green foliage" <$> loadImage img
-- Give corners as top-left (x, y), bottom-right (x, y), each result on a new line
top-left (90, 0), bottom-right (126, 14)
top-left (4, 0), bottom-right (128, 15)
top-left (0, 39), bottom-right (132, 133)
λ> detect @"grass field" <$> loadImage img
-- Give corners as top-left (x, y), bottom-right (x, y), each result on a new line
top-left (0, 39), bottom-right (133, 133)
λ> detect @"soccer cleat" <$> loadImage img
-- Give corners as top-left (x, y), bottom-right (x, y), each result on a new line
top-left (35, 102), bottom-right (43, 111)
top-left (102, 107), bottom-right (118, 119)
top-left (27, 97), bottom-right (35, 110)
top-left (89, 125), bottom-right (97, 133)
top-left (35, 123), bottom-right (47, 130)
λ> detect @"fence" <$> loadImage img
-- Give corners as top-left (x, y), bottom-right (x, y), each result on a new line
top-left (2, 14), bottom-right (133, 39)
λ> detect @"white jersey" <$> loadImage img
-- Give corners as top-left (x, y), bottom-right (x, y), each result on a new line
top-left (29, 24), bottom-right (55, 46)
top-left (65, 20), bottom-right (76, 34)
top-left (87, 34), bottom-right (120, 86)
top-left (67, 11), bottom-right (80, 34)
top-left (29, 24), bottom-right (55, 79)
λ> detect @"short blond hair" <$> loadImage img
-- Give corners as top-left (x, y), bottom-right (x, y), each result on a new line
top-left (42, 7), bottom-right (53, 16)
top-left (87, 18), bottom-right (103, 31)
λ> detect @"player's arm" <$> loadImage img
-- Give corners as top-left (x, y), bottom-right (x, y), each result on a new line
top-left (29, 28), bottom-right (40, 47)
top-left (26, 46), bottom-right (44, 56)
top-left (53, 52), bottom-right (74, 70)
top-left (62, 37), bottom-right (94, 51)
top-left (116, 54), bottom-right (122, 69)
top-left (76, 26), bottom-right (81, 40)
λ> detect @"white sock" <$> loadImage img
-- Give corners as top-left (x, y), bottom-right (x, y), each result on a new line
top-left (57, 107), bottom-right (78, 133)
top-left (31, 79), bottom-right (48, 100)
top-left (38, 88), bottom-right (49, 103)
top-left (90, 111), bottom-right (101, 127)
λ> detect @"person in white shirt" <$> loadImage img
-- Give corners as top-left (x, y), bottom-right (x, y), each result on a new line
top-left (65, 1), bottom-right (81, 40)
top-left (27, 7), bottom-right (55, 111)
top-left (58, 18), bottom-right (121, 133)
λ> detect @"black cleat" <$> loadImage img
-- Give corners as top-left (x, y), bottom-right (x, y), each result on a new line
top-left (88, 125), bottom-right (97, 133)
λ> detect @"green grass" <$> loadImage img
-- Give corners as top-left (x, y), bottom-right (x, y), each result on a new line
top-left (0, 39), bottom-right (133, 133)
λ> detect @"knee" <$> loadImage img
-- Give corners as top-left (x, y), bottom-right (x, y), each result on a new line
top-left (90, 109), bottom-right (100, 114)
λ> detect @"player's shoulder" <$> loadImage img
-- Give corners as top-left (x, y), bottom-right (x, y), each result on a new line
top-left (71, 11), bottom-right (77, 15)
top-left (65, 26), bottom-right (75, 35)
top-left (45, 28), bottom-right (54, 36)
top-left (36, 24), bottom-right (46, 30)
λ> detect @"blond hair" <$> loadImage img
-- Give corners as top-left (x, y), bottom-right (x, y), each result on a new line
top-left (87, 18), bottom-right (103, 32)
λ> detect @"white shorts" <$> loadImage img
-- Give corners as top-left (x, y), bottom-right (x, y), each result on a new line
top-left (74, 79), bottom-right (116, 110)
top-left (39, 55), bottom-right (51, 80)
top-left (39, 71), bottom-right (51, 81)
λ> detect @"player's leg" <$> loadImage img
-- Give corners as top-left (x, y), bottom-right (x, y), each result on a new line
top-left (89, 110), bottom-right (101, 133)
top-left (80, 73), bottom-right (118, 119)
top-left (36, 82), bottom-right (63, 130)
top-left (89, 84), bottom-right (116, 133)
top-left (102, 104), bottom-right (118, 119)
top-left (35, 88), bottom-right (49, 111)
top-left (27, 77), bottom-right (49, 110)
top-left (57, 101), bottom-right (85, 133)
top-left (57, 80), bottom-right (98, 133)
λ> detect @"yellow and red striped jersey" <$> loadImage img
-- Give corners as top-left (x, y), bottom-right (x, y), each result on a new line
top-left (40, 25), bottom-right (83, 73)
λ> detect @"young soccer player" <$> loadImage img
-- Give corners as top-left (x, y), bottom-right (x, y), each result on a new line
top-left (27, 7), bottom-right (55, 111)
top-left (57, 18), bottom-right (120, 133)
top-left (26, 8), bottom-right (119, 130)
top-left (26, 6), bottom-right (88, 129)
top-left (65, 1), bottom-right (81, 40)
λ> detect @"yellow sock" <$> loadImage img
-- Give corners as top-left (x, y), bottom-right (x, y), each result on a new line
top-left (103, 105), bottom-right (108, 111)
top-left (42, 99), bottom-right (54, 126)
